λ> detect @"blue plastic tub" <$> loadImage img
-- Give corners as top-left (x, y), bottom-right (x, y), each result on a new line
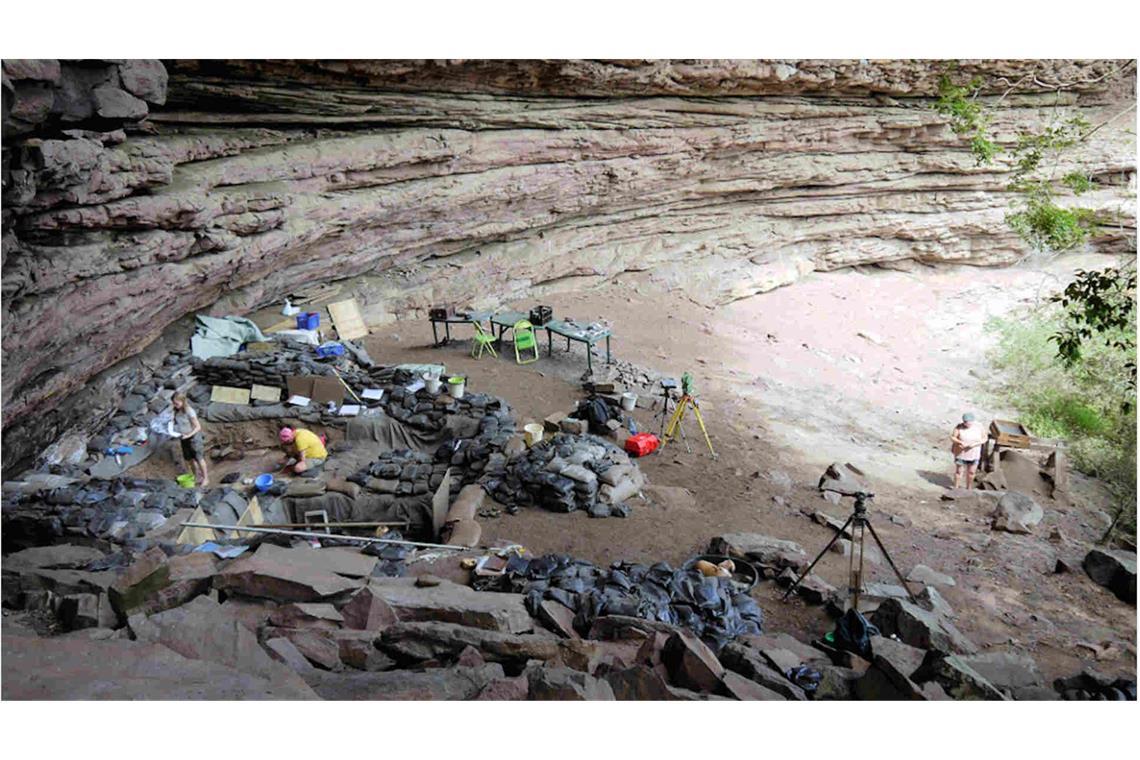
top-left (255, 473), bottom-right (274, 493)
top-left (296, 312), bottom-right (320, 330)
top-left (316, 342), bottom-right (345, 358)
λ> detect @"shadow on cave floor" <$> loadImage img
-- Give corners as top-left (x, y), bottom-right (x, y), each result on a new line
top-left (916, 469), bottom-right (954, 488)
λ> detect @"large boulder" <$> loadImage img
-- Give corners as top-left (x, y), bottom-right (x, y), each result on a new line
top-left (662, 629), bottom-right (725, 692)
top-left (527, 665), bottom-right (616, 700)
top-left (305, 663), bottom-right (506, 700)
top-left (870, 598), bottom-right (977, 654)
top-left (957, 651), bottom-right (1044, 693)
top-left (377, 621), bottom-right (561, 666)
top-left (854, 654), bottom-right (929, 700)
top-left (718, 642), bottom-right (807, 700)
top-left (110, 550), bottom-right (218, 620)
top-left (1, 633), bottom-right (317, 699)
top-left (213, 544), bottom-right (365, 602)
top-left (912, 651), bottom-right (1008, 700)
top-left (708, 533), bottom-right (807, 571)
top-left (991, 492), bottom-right (1044, 534)
top-left (1083, 548), bottom-right (1137, 604)
top-left (367, 578), bottom-right (532, 633)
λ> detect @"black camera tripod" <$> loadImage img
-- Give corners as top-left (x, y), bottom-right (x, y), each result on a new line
top-left (783, 491), bottom-right (917, 611)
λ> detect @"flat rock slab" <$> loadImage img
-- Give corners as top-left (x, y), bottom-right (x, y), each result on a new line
top-left (907, 564), bottom-right (956, 587)
top-left (255, 543), bottom-right (378, 578)
top-left (708, 532), bottom-right (807, 570)
top-left (1, 634), bottom-right (317, 699)
top-left (720, 670), bottom-right (787, 700)
top-left (870, 636), bottom-right (926, 678)
top-left (913, 651), bottom-right (1008, 700)
top-left (527, 665), bottom-right (615, 700)
top-left (4, 544), bottom-right (106, 570)
top-left (214, 544), bottom-right (364, 602)
top-left (130, 596), bottom-right (312, 692)
top-left (367, 578), bottom-right (532, 633)
top-left (958, 651), bottom-right (1043, 691)
top-left (305, 663), bottom-right (505, 700)
top-left (741, 632), bottom-right (829, 674)
top-left (378, 621), bottom-right (561, 665)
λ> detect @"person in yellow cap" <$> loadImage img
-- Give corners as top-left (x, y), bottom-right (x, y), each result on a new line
top-left (278, 426), bottom-right (328, 476)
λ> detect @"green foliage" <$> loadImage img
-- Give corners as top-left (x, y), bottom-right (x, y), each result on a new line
top-left (1062, 172), bottom-right (1094, 195)
top-left (935, 74), bottom-right (997, 166)
top-left (987, 307), bottom-right (1137, 538)
top-left (932, 69), bottom-right (1104, 253)
top-left (1050, 265), bottom-right (1138, 393)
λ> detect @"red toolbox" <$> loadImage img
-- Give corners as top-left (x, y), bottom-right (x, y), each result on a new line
top-left (624, 433), bottom-right (660, 457)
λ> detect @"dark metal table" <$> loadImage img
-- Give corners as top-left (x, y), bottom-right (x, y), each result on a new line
top-left (544, 319), bottom-right (612, 374)
top-left (428, 310), bottom-right (491, 347)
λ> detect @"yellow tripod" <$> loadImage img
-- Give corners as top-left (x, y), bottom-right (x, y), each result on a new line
top-left (662, 390), bottom-right (716, 458)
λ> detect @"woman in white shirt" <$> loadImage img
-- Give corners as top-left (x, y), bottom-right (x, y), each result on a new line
top-left (950, 412), bottom-right (986, 490)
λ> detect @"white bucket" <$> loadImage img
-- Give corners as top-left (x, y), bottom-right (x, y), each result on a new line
top-left (524, 423), bottom-right (544, 447)
top-left (447, 376), bottom-right (466, 399)
top-left (423, 373), bottom-right (442, 394)
top-left (621, 392), bottom-right (638, 412)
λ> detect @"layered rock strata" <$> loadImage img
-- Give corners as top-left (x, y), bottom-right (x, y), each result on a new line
top-left (2, 59), bottom-right (1136, 471)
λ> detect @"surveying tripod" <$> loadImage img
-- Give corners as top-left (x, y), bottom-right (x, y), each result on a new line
top-left (783, 491), bottom-right (916, 611)
top-left (661, 372), bottom-right (716, 458)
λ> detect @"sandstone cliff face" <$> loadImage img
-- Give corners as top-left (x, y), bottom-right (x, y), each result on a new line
top-left (1, 59), bottom-right (1136, 471)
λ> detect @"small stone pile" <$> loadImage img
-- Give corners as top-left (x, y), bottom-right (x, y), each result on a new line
top-left (483, 433), bottom-right (645, 516)
top-left (476, 553), bottom-right (764, 651)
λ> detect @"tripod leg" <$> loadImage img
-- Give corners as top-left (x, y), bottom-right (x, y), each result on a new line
top-left (865, 520), bottom-right (918, 603)
top-left (691, 403), bottom-right (716, 458)
top-left (677, 403), bottom-right (692, 453)
top-left (663, 402), bottom-right (684, 446)
top-left (783, 514), bottom-right (856, 600)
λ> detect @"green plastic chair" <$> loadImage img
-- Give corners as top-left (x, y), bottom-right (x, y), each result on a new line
top-left (471, 321), bottom-right (497, 359)
top-left (512, 320), bottom-right (539, 364)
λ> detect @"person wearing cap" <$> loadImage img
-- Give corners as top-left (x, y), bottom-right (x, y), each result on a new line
top-left (278, 426), bottom-right (328, 475)
top-left (950, 412), bottom-right (986, 489)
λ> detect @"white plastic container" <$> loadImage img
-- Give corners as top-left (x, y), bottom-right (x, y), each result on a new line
top-left (621, 392), bottom-right (638, 412)
top-left (447, 376), bottom-right (466, 399)
top-left (424, 373), bottom-right (443, 395)
top-left (524, 423), bottom-right (544, 447)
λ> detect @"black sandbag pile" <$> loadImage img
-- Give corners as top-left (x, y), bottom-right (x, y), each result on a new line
top-left (386, 385), bottom-right (515, 437)
top-left (348, 449), bottom-right (450, 499)
top-left (482, 433), bottom-right (643, 516)
top-left (1, 476), bottom-right (198, 551)
top-left (475, 553), bottom-right (763, 651)
top-left (192, 340), bottom-right (379, 399)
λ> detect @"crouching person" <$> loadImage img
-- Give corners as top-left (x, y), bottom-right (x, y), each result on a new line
top-left (278, 426), bottom-right (327, 477)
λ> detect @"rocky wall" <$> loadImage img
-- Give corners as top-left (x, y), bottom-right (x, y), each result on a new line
top-left (2, 59), bottom-right (1136, 473)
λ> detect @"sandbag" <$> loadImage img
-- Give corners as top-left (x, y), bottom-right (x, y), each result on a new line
top-left (446, 484), bottom-right (484, 524)
top-left (444, 519), bottom-right (482, 548)
top-left (599, 469), bottom-right (645, 505)
top-left (598, 464), bottom-right (632, 487)
top-left (325, 478), bottom-right (361, 499)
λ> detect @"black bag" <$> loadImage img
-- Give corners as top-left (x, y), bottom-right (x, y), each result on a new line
top-left (833, 608), bottom-right (879, 659)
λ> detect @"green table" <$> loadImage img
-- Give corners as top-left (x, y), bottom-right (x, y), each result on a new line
top-left (428, 310), bottom-right (491, 347)
top-left (489, 311), bottom-right (530, 346)
top-left (544, 319), bottom-right (612, 374)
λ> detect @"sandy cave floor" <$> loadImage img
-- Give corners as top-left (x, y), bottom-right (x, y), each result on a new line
top-left (132, 253), bottom-right (1135, 683)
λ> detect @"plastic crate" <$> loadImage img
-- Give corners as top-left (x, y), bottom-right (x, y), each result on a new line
top-left (316, 342), bottom-right (345, 358)
top-left (624, 432), bottom-right (660, 458)
top-left (296, 312), bottom-right (320, 330)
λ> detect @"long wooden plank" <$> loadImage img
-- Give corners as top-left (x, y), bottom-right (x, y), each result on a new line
top-left (327, 298), bottom-right (369, 340)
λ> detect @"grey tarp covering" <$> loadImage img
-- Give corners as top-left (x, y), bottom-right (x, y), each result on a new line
top-left (343, 412), bottom-right (468, 453)
top-left (284, 491), bottom-right (434, 537)
top-left (204, 402), bottom-right (325, 425)
top-left (87, 437), bottom-right (163, 479)
top-left (190, 315), bottom-right (267, 360)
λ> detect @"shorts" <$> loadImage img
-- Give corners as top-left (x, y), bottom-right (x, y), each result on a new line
top-left (297, 457), bottom-right (326, 478)
top-left (181, 433), bottom-right (205, 460)
top-left (954, 457), bottom-right (979, 466)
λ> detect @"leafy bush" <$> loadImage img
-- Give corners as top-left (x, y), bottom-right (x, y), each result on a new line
top-left (986, 307), bottom-right (1136, 537)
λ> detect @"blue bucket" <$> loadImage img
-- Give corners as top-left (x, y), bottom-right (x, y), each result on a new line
top-left (296, 312), bottom-right (320, 330)
top-left (255, 473), bottom-right (274, 493)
